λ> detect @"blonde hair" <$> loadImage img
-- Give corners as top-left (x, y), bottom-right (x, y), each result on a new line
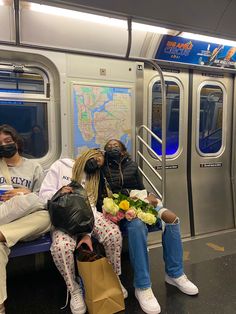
top-left (72, 149), bottom-right (102, 204)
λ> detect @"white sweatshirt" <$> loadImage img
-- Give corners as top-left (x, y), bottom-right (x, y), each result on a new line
top-left (39, 158), bottom-right (74, 203)
top-left (39, 158), bottom-right (97, 215)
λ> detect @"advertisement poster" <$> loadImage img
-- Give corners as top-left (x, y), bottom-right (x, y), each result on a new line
top-left (155, 35), bottom-right (236, 69)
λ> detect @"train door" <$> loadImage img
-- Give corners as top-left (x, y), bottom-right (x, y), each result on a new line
top-left (142, 67), bottom-right (190, 237)
top-left (191, 71), bottom-right (234, 235)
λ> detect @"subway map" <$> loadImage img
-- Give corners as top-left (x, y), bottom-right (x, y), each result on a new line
top-left (72, 84), bottom-right (132, 156)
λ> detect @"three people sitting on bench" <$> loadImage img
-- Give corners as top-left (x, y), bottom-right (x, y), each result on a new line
top-left (0, 128), bottom-right (199, 314)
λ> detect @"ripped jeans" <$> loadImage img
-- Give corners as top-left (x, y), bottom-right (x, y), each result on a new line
top-left (120, 218), bottom-right (183, 289)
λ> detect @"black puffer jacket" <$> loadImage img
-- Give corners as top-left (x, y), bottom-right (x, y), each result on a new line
top-left (102, 156), bottom-right (144, 195)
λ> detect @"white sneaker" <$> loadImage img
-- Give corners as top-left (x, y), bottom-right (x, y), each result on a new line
top-left (165, 274), bottom-right (199, 295)
top-left (70, 287), bottom-right (86, 314)
top-left (120, 282), bottom-right (128, 299)
top-left (117, 277), bottom-right (128, 298)
top-left (135, 288), bottom-right (161, 314)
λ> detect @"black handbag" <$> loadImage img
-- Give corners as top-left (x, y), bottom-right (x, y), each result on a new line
top-left (48, 181), bottom-right (95, 236)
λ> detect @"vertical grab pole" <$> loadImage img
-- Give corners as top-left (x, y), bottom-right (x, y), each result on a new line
top-left (146, 60), bottom-right (167, 206)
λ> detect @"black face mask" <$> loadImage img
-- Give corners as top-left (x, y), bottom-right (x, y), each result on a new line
top-left (106, 147), bottom-right (122, 160)
top-left (84, 158), bottom-right (99, 174)
top-left (0, 143), bottom-right (17, 158)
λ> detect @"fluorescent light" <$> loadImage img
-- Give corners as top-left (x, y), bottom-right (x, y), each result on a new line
top-left (181, 32), bottom-right (236, 47)
top-left (30, 3), bottom-right (127, 28)
top-left (133, 22), bottom-right (168, 34)
top-left (30, 3), bottom-right (168, 34)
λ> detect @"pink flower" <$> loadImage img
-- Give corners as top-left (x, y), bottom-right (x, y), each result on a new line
top-left (125, 208), bottom-right (137, 221)
top-left (104, 213), bottom-right (119, 224)
top-left (117, 211), bottom-right (125, 221)
top-left (103, 210), bottom-right (125, 224)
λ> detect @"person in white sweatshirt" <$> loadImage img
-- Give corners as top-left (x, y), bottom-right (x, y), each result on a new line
top-left (39, 149), bottom-right (126, 314)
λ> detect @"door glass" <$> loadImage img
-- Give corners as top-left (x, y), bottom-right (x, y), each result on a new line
top-left (152, 80), bottom-right (180, 155)
top-left (199, 84), bottom-right (223, 154)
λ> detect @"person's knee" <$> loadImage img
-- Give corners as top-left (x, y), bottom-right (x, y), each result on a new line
top-left (161, 209), bottom-right (178, 224)
top-left (34, 210), bottom-right (50, 222)
top-left (51, 236), bottom-right (74, 254)
top-left (31, 210), bottom-right (51, 230)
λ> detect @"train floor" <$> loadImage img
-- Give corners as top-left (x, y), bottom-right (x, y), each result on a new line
top-left (5, 229), bottom-right (236, 314)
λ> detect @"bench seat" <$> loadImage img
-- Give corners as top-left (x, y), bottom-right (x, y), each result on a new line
top-left (9, 233), bottom-right (52, 258)
top-left (9, 219), bottom-right (162, 258)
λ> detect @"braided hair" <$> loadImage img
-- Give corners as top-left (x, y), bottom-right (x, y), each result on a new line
top-left (72, 149), bottom-right (103, 205)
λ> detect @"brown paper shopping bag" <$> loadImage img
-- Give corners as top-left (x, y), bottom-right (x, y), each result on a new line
top-left (77, 257), bottom-right (125, 314)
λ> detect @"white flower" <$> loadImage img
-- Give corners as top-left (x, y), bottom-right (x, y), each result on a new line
top-left (103, 197), bottom-right (120, 215)
top-left (137, 210), bottom-right (157, 225)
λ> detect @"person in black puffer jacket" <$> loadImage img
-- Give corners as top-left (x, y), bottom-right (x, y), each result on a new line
top-left (102, 139), bottom-right (199, 314)
top-left (102, 142), bottom-right (144, 195)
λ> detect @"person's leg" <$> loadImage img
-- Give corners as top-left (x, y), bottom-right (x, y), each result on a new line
top-left (0, 193), bottom-right (44, 225)
top-left (0, 243), bottom-right (10, 312)
top-left (160, 209), bottom-right (178, 224)
top-left (162, 217), bottom-right (198, 295)
top-left (122, 218), bottom-right (160, 314)
top-left (50, 229), bottom-right (86, 314)
top-left (0, 210), bottom-right (50, 312)
top-left (0, 210), bottom-right (51, 247)
top-left (123, 218), bottom-right (150, 288)
top-left (92, 212), bottom-right (128, 298)
top-left (162, 219), bottom-right (183, 278)
top-left (92, 212), bottom-right (122, 276)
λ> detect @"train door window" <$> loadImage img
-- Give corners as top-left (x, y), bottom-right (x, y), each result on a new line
top-left (197, 84), bottom-right (224, 155)
top-left (151, 80), bottom-right (180, 156)
top-left (0, 66), bottom-right (49, 158)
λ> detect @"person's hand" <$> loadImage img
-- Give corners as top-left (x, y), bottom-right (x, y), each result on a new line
top-left (0, 188), bottom-right (31, 202)
top-left (60, 186), bottom-right (73, 194)
top-left (77, 235), bottom-right (93, 251)
top-left (145, 193), bottom-right (159, 207)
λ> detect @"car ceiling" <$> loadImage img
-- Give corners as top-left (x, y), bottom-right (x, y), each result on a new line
top-left (28, 0), bottom-right (236, 41)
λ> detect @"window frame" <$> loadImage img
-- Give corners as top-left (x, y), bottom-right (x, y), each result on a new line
top-left (196, 81), bottom-right (227, 157)
top-left (148, 76), bottom-right (184, 159)
top-left (0, 63), bottom-right (57, 163)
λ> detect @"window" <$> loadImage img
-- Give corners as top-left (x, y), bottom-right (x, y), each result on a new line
top-left (198, 84), bottom-right (223, 154)
top-left (0, 66), bottom-right (49, 158)
top-left (0, 70), bottom-right (44, 94)
top-left (151, 80), bottom-right (180, 156)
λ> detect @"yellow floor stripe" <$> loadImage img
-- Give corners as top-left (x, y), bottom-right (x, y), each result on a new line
top-left (206, 242), bottom-right (225, 252)
top-left (183, 251), bottom-right (190, 261)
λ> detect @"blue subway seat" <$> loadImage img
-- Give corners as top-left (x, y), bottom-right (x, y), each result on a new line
top-left (9, 233), bottom-right (52, 258)
top-left (9, 220), bottom-right (161, 258)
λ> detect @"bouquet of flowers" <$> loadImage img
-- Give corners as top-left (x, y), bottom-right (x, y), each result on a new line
top-left (102, 190), bottom-right (159, 225)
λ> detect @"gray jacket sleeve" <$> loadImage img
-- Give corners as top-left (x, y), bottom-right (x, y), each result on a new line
top-left (31, 163), bottom-right (44, 193)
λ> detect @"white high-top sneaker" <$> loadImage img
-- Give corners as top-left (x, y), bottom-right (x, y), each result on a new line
top-left (165, 273), bottom-right (199, 295)
top-left (117, 277), bottom-right (128, 299)
top-left (70, 286), bottom-right (86, 314)
top-left (135, 288), bottom-right (161, 314)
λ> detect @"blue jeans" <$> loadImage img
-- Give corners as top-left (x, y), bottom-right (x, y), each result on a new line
top-left (120, 218), bottom-right (184, 288)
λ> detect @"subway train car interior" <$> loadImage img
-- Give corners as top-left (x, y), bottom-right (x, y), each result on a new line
top-left (1, 0), bottom-right (236, 313)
